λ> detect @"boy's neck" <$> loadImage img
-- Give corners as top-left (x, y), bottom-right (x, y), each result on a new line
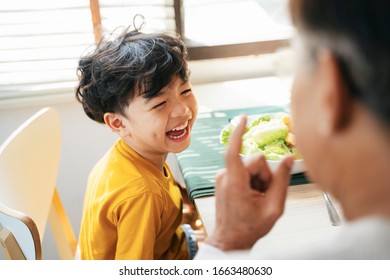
top-left (123, 139), bottom-right (167, 171)
top-left (148, 154), bottom-right (168, 171)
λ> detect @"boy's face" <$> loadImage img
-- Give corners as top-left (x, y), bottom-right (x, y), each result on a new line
top-left (118, 76), bottom-right (198, 163)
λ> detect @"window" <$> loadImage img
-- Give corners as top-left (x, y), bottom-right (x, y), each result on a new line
top-left (91, 0), bottom-right (293, 59)
top-left (179, 0), bottom-right (292, 59)
top-left (0, 0), bottom-right (94, 107)
top-left (0, 0), bottom-right (292, 107)
top-left (96, 0), bottom-right (177, 36)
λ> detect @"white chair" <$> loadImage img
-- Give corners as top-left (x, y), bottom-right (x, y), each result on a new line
top-left (0, 107), bottom-right (78, 260)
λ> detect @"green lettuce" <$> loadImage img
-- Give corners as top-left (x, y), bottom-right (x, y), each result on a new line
top-left (244, 120), bottom-right (288, 148)
top-left (220, 113), bottom-right (301, 160)
top-left (241, 138), bottom-right (261, 156)
top-left (262, 140), bottom-right (291, 160)
top-left (220, 123), bottom-right (235, 145)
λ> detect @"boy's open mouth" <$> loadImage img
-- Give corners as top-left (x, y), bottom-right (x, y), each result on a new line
top-left (166, 121), bottom-right (189, 140)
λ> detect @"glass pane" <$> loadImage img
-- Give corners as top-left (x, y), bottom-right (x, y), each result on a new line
top-left (100, 6), bottom-right (175, 34)
top-left (99, 0), bottom-right (176, 35)
top-left (183, 0), bottom-right (292, 46)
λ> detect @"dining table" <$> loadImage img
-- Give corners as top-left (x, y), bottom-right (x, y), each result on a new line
top-left (170, 76), bottom-right (344, 253)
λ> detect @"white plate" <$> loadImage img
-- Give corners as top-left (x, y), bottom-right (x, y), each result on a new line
top-left (221, 113), bottom-right (305, 175)
top-left (266, 158), bottom-right (305, 174)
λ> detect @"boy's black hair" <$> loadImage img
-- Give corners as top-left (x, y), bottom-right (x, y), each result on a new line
top-left (75, 28), bottom-right (189, 123)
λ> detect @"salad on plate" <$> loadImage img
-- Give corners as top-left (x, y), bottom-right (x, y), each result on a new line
top-left (220, 112), bottom-right (302, 161)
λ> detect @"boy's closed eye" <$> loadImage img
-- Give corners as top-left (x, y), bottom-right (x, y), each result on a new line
top-left (152, 101), bottom-right (166, 110)
top-left (150, 88), bottom-right (192, 110)
top-left (181, 88), bottom-right (192, 95)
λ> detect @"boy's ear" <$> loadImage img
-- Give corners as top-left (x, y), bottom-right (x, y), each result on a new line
top-left (316, 49), bottom-right (352, 135)
top-left (104, 112), bottom-right (125, 132)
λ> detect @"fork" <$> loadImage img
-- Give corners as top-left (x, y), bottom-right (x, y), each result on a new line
top-left (323, 192), bottom-right (342, 226)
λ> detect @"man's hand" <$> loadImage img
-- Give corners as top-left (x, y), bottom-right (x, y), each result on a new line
top-left (205, 115), bottom-right (294, 251)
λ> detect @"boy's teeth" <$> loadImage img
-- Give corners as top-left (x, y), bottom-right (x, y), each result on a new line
top-left (171, 121), bottom-right (188, 131)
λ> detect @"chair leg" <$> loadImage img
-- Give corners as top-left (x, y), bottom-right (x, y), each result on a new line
top-left (48, 188), bottom-right (77, 260)
top-left (0, 228), bottom-right (26, 260)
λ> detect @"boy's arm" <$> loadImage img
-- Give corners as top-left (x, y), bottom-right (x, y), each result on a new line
top-left (114, 193), bottom-right (162, 259)
top-left (176, 181), bottom-right (206, 248)
top-left (176, 181), bottom-right (196, 225)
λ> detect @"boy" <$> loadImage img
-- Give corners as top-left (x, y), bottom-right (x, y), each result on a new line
top-left (75, 27), bottom-right (198, 259)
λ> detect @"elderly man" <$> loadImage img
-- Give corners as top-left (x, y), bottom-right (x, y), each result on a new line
top-left (196, 0), bottom-right (390, 259)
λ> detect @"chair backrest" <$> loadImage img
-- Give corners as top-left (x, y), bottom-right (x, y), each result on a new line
top-left (0, 107), bottom-right (77, 259)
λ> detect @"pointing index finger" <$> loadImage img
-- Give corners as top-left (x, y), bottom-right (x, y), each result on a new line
top-left (225, 115), bottom-right (247, 170)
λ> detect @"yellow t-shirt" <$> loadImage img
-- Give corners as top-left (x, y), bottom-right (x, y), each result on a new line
top-left (79, 139), bottom-right (189, 260)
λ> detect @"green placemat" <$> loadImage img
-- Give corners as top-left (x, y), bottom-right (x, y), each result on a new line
top-left (176, 106), bottom-right (309, 203)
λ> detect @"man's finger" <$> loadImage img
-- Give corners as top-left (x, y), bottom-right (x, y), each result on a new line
top-left (225, 115), bottom-right (247, 170)
top-left (267, 156), bottom-right (294, 205)
top-left (243, 153), bottom-right (273, 192)
top-left (244, 153), bottom-right (272, 182)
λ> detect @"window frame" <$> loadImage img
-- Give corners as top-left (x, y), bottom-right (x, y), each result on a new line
top-left (89, 0), bottom-right (291, 60)
top-left (173, 0), bottom-right (290, 60)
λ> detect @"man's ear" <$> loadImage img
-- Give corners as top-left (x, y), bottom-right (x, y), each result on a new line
top-left (316, 49), bottom-right (352, 135)
top-left (104, 112), bottom-right (125, 132)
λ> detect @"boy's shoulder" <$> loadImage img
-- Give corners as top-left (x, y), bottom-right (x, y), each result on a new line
top-left (90, 139), bottom-right (170, 197)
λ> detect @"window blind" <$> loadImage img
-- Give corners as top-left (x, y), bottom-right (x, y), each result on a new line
top-left (98, 0), bottom-right (176, 37)
top-left (0, 0), bottom-right (94, 107)
top-left (0, 0), bottom-right (175, 108)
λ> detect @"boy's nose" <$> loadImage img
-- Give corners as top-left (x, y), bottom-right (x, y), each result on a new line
top-left (171, 101), bottom-right (190, 119)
